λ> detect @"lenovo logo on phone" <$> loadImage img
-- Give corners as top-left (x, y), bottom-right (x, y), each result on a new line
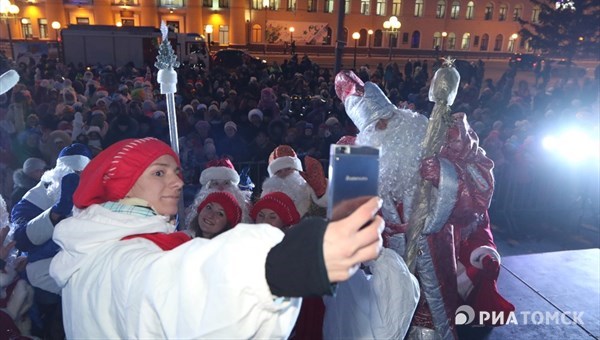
top-left (327, 144), bottom-right (380, 219)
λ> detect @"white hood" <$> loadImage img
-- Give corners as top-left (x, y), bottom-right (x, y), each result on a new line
top-left (50, 204), bottom-right (174, 287)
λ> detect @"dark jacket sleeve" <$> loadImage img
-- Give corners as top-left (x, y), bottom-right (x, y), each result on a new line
top-left (265, 217), bottom-right (334, 297)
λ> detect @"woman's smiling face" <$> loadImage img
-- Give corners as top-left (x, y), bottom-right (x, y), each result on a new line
top-left (197, 202), bottom-right (228, 239)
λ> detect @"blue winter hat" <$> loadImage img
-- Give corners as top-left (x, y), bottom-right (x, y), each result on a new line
top-left (57, 143), bottom-right (93, 171)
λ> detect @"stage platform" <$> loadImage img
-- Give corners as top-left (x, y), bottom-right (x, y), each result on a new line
top-left (463, 248), bottom-right (599, 339)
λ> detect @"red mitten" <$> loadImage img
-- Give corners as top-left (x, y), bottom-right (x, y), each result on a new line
top-left (301, 156), bottom-right (327, 197)
top-left (419, 156), bottom-right (441, 188)
top-left (481, 255), bottom-right (500, 280)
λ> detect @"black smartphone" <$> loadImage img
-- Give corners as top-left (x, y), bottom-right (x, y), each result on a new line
top-left (327, 144), bottom-right (380, 219)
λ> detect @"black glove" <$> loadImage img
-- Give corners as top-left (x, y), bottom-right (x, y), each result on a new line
top-left (51, 173), bottom-right (80, 216)
top-left (265, 217), bottom-right (333, 297)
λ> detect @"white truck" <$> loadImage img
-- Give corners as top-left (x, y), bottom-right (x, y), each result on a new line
top-left (61, 25), bottom-right (210, 69)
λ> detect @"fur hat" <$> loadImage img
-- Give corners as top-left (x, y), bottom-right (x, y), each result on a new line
top-left (248, 108), bottom-right (264, 121)
top-left (23, 157), bottom-right (47, 176)
top-left (267, 145), bottom-right (303, 177)
top-left (56, 143), bottom-right (92, 171)
top-left (73, 138), bottom-right (179, 208)
top-left (251, 191), bottom-right (300, 226)
top-left (224, 121), bottom-right (237, 132)
top-left (197, 191), bottom-right (242, 227)
top-left (199, 158), bottom-right (240, 186)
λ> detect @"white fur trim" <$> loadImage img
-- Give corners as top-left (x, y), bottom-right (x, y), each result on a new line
top-left (456, 261), bottom-right (474, 300)
top-left (200, 167), bottom-right (240, 186)
top-left (57, 155), bottom-right (90, 172)
top-left (310, 187), bottom-right (328, 208)
top-left (268, 156), bottom-right (303, 177)
top-left (470, 245), bottom-right (501, 269)
top-left (0, 69), bottom-right (20, 95)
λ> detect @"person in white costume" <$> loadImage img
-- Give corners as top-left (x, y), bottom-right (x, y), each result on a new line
top-left (49, 137), bottom-right (384, 338)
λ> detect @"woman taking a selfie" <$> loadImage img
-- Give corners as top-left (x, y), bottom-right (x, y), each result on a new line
top-left (49, 137), bottom-right (384, 339)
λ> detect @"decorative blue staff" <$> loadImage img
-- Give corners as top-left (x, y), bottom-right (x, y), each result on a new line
top-left (155, 21), bottom-right (180, 154)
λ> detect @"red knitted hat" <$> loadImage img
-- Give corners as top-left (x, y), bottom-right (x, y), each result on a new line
top-left (73, 137), bottom-right (180, 209)
top-left (267, 145), bottom-right (303, 176)
top-left (199, 157), bottom-right (240, 186)
top-left (251, 191), bottom-right (301, 227)
top-left (197, 191), bottom-right (242, 227)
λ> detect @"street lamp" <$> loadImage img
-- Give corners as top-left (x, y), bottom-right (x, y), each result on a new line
top-left (263, 0), bottom-right (269, 54)
top-left (289, 26), bottom-right (294, 44)
top-left (367, 29), bottom-right (373, 57)
top-left (51, 21), bottom-right (61, 62)
top-left (441, 31), bottom-right (447, 51)
top-left (352, 31), bottom-right (360, 70)
top-left (0, 0), bottom-right (20, 60)
top-left (383, 16), bottom-right (401, 61)
top-left (205, 24), bottom-right (213, 48)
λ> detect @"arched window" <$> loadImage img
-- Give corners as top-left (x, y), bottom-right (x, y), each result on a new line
top-left (252, 24), bottom-right (262, 43)
top-left (494, 34), bottom-right (503, 51)
top-left (343, 27), bottom-right (348, 43)
top-left (436, 0), bottom-right (446, 18)
top-left (451, 1), bottom-right (460, 18)
top-left (433, 32), bottom-right (442, 48)
top-left (359, 28), bottom-right (368, 46)
top-left (466, 1), bottom-right (474, 19)
top-left (374, 29), bottom-right (383, 47)
top-left (531, 5), bottom-right (541, 23)
top-left (411, 31), bottom-right (421, 48)
top-left (498, 4), bottom-right (507, 21)
top-left (484, 3), bottom-right (493, 20)
top-left (461, 32), bottom-right (470, 49)
top-left (513, 5), bottom-right (522, 21)
top-left (480, 33), bottom-right (489, 50)
top-left (415, 0), bottom-right (424, 17)
top-left (448, 32), bottom-right (456, 49)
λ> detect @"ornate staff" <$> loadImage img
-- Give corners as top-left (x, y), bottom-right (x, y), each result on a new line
top-left (405, 58), bottom-right (460, 273)
top-left (155, 21), bottom-right (180, 154)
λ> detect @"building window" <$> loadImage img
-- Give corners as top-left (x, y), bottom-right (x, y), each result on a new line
top-left (167, 21), bottom-right (179, 32)
top-left (498, 4), bottom-right (507, 21)
top-left (436, 0), bottom-right (446, 18)
top-left (433, 32), bottom-right (441, 48)
top-left (484, 3), bottom-right (493, 20)
top-left (252, 24), bottom-right (261, 42)
top-left (374, 29), bottom-right (383, 46)
top-left (465, 1), bottom-right (474, 19)
top-left (38, 18), bottom-right (48, 39)
top-left (473, 35), bottom-right (479, 46)
top-left (323, 0), bottom-right (333, 12)
top-left (450, 1), bottom-right (460, 18)
top-left (219, 25), bottom-right (229, 45)
top-left (21, 18), bottom-right (33, 39)
top-left (160, 0), bottom-right (184, 8)
top-left (513, 5), bottom-right (522, 21)
top-left (461, 32), bottom-right (470, 49)
top-left (203, 0), bottom-right (211, 6)
top-left (376, 0), bottom-right (386, 15)
top-left (448, 32), bottom-right (456, 49)
top-left (345, 0), bottom-right (350, 13)
top-left (531, 5), bottom-right (540, 23)
top-left (76, 17), bottom-right (90, 25)
top-left (219, 0), bottom-right (229, 8)
top-left (308, 0), bottom-right (316, 12)
top-left (402, 32), bottom-right (409, 44)
top-left (358, 28), bottom-right (367, 46)
top-left (360, 0), bottom-right (370, 14)
top-left (323, 27), bottom-right (332, 44)
top-left (494, 34), bottom-right (502, 51)
top-left (480, 33), bottom-right (489, 50)
top-left (122, 19), bottom-right (135, 26)
top-left (414, 0), bottom-right (424, 17)
top-left (392, 0), bottom-right (402, 15)
top-left (251, 0), bottom-right (260, 9)
top-left (410, 31), bottom-right (420, 48)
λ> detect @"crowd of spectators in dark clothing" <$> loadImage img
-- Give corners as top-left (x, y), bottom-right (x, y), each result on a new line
top-left (1, 51), bottom-right (599, 213)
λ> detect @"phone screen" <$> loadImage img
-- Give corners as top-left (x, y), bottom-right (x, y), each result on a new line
top-left (327, 144), bottom-right (380, 220)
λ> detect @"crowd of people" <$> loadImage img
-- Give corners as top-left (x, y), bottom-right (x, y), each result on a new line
top-left (0, 48), bottom-right (598, 339)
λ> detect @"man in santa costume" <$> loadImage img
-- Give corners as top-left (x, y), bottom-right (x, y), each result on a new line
top-left (11, 143), bottom-right (92, 338)
top-left (261, 145), bottom-right (327, 218)
top-left (185, 157), bottom-right (251, 229)
top-left (332, 70), bottom-right (514, 339)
